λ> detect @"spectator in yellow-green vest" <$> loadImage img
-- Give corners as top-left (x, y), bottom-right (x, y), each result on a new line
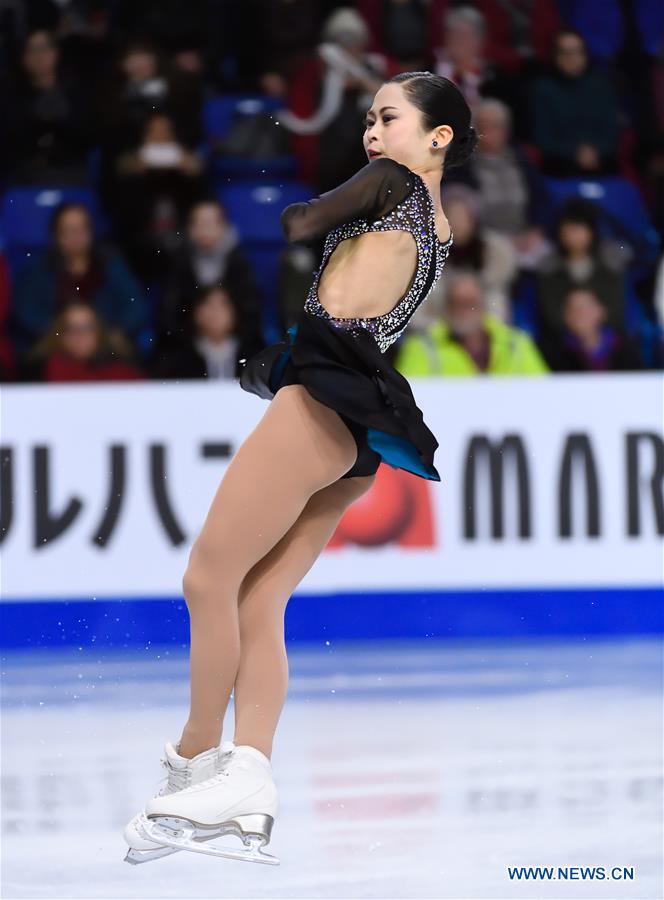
top-left (395, 271), bottom-right (549, 376)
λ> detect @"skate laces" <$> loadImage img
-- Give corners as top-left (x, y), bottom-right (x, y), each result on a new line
top-left (179, 752), bottom-right (246, 791)
top-left (182, 750), bottom-right (266, 792)
top-left (155, 758), bottom-right (189, 795)
top-left (156, 745), bottom-right (234, 795)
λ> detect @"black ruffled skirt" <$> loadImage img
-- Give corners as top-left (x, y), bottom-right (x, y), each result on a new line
top-left (238, 310), bottom-right (441, 481)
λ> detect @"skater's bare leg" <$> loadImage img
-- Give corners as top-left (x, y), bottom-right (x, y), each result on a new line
top-left (178, 385), bottom-right (359, 759)
top-left (232, 473), bottom-right (376, 759)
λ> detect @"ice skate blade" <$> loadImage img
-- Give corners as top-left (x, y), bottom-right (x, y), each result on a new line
top-left (143, 814), bottom-right (280, 865)
top-left (124, 845), bottom-right (178, 865)
top-left (123, 811), bottom-right (181, 865)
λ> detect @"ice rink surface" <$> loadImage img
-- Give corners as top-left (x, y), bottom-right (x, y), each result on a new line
top-left (2, 636), bottom-right (662, 900)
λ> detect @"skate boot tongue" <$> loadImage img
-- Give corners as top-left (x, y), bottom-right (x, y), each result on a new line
top-left (164, 740), bottom-right (231, 777)
top-left (164, 742), bottom-right (190, 770)
top-left (169, 741), bottom-right (225, 765)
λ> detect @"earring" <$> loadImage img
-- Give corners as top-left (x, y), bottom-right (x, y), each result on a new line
top-left (432, 140), bottom-right (438, 147)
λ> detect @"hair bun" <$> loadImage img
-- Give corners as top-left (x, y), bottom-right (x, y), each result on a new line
top-left (444, 124), bottom-right (478, 170)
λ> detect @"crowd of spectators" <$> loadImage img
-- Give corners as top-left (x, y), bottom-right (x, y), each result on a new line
top-left (0, 0), bottom-right (662, 386)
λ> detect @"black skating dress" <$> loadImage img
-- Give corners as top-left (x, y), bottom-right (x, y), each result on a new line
top-left (239, 157), bottom-right (453, 481)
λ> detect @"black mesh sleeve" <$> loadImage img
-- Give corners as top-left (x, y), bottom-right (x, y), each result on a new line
top-left (279, 157), bottom-right (414, 247)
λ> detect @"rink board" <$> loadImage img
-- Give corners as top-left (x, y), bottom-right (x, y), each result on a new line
top-left (1, 374), bottom-right (662, 646)
top-left (1, 587), bottom-right (663, 649)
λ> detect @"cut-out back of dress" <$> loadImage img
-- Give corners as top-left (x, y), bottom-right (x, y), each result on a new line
top-left (280, 157), bottom-right (453, 353)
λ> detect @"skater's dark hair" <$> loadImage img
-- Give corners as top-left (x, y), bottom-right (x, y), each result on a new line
top-left (387, 71), bottom-right (478, 172)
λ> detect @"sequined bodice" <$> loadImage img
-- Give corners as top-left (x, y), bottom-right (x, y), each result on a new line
top-left (303, 172), bottom-right (453, 353)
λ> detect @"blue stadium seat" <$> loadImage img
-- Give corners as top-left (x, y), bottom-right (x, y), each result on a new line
top-left (559, 0), bottom-right (624, 60)
top-left (0, 185), bottom-right (106, 249)
top-left (543, 176), bottom-right (661, 263)
top-left (635, 0), bottom-right (664, 57)
top-left (202, 94), bottom-right (282, 144)
top-left (213, 155), bottom-right (297, 180)
top-left (242, 244), bottom-right (283, 333)
top-left (204, 94), bottom-right (297, 182)
top-left (558, 0), bottom-right (664, 59)
top-left (511, 272), bottom-right (539, 338)
top-left (217, 179), bottom-right (313, 335)
top-left (635, 318), bottom-right (664, 369)
top-left (0, 185), bottom-right (108, 278)
top-left (217, 179), bottom-right (311, 243)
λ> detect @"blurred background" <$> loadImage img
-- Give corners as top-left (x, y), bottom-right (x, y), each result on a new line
top-left (1, 1), bottom-right (662, 898)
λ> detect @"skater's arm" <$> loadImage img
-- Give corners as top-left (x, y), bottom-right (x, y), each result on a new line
top-left (280, 157), bottom-right (412, 247)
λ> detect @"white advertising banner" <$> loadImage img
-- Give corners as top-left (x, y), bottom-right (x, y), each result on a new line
top-left (1, 373), bottom-right (662, 600)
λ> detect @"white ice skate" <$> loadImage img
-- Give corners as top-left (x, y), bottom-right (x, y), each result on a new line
top-left (140, 744), bottom-right (280, 865)
top-left (123, 739), bottom-right (235, 864)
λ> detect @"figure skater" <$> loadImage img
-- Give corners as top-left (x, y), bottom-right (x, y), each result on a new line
top-left (123, 71), bottom-right (477, 866)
